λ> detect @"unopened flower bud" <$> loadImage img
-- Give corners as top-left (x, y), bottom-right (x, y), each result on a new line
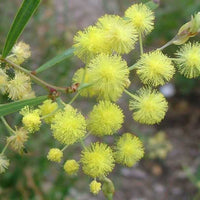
top-left (173, 13), bottom-right (200, 45)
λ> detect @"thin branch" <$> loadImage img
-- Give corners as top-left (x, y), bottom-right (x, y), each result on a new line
top-left (128, 63), bottom-right (137, 71)
top-left (157, 38), bottom-right (175, 51)
top-left (0, 56), bottom-right (73, 93)
top-left (139, 32), bottom-right (144, 55)
top-left (1, 116), bottom-right (15, 135)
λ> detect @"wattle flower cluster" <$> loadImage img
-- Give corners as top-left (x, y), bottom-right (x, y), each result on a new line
top-left (0, 1), bottom-right (199, 198)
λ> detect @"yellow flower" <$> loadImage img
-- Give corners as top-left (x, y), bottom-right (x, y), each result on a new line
top-left (0, 68), bottom-right (8, 94)
top-left (81, 142), bottom-right (115, 178)
top-left (129, 88), bottom-right (168, 125)
top-left (73, 26), bottom-right (110, 63)
top-left (0, 155), bottom-right (9, 174)
top-left (63, 160), bottom-right (79, 175)
top-left (97, 15), bottom-right (138, 54)
top-left (87, 54), bottom-right (130, 101)
top-left (90, 180), bottom-right (101, 195)
top-left (175, 42), bottom-right (200, 78)
top-left (51, 105), bottom-right (86, 145)
top-left (7, 127), bottom-right (28, 154)
top-left (87, 101), bottom-right (124, 136)
top-left (7, 71), bottom-right (33, 100)
top-left (11, 41), bottom-right (31, 65)
top-left (125, 3), bottom-right (155, 35)
top-left (47, 148), bottom-right (63, 163)
top-left (20, 106), bottom-right (41, 133)
top-left (136, 51), bottom-right (175, 86)
top-left (115, 133), bottom-right (144, 167)
top-left (72, 68), bottom-right (95, 97)
top-left (39, 100), bottom-right (58, 124)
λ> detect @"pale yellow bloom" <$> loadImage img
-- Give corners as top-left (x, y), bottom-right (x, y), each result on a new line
top-left (11, 41), bottom-right (31, 65)
top-left (125, 3), bottom-right (155, 35)
top-left (115, 133), bottom-right (144, 167)
top-left (7, 127), bottom-right (28, 154)
top-left (175, 42), bottom-right (200, 78)
top-left (81, 143), bottom-right (115, 178)
top-left (47, 148), bottom-right (63, 163)
top-left (63, 160), bottom-right (79, 175)
top-left (51, 105), bottom-right (86, 145)
top-left (7, 71), bottom-right (33, 100)
top-left (97, 15), bottom-right (138, 54)
top-left (20, 106), bottom-right (41, 133)
top-left (90, 180), bottom-right (101, 195)
top-left (129, 88), bottom-right (168, 125)
top-left (87, 101), bottom-right (124, 136)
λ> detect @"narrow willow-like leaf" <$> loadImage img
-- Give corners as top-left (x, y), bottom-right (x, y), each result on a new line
top-left (0, 96), bottom-right (47, 117)
top-left (145, 1), bottom-right (159, 10)
top-left (35, 48), bottom-right (74, 73)
top-left (2, 0), bottom-right (41, 58)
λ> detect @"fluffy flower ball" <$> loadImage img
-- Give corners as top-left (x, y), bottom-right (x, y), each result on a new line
top-left (7, 71), bottom-right (34, 100)
top-left (81, 142), bottom-right (115, 178)
top-left (136, 51), bottom-right (175, 86)
top-left (129, 88), bottom-right (168, 125)
top-left (97, 15), bottom-right (138, 54)
top-left (20, 106), bottom-right (41, 133)
top-left (90, 180), bottom-right (101, 195)
top-left (175, 42), bottom-right (200, 78)
top-left (115, 133), bottom-right (144, 167)
top-left (0, 155), bottom-right (9, 174)
top-left (51, 105), bottom-right (86, 145)
top-left (73, 26), bottom-right (110, 63)
top-left (87, 54), bottom-right (130, 101)
top-left (47, 148), bottom-right (63, 163)
top-left (63, 160), bottom-right (79, 175)
top-left (11, 41), bottom-right (31, 65)
top-left (87, 101), bottom-right (124, 136)
top-left (7, 127), bottom-right (28, 154)
top-left (125, 3), bottom-right (155, 35)
top-left (39, 100), bottom-right (58, 124)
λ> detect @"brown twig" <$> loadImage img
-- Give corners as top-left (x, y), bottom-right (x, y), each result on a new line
top-left (0, 56), bottom-right (79, 94)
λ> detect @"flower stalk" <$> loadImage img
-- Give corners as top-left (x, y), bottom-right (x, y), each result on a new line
top-left (0, 56), bottom-right (77, 94)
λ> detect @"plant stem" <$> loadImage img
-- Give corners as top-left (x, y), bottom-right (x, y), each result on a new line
top-left (40, 108), bottom-right (59, 120)
top-left (68, 91), bottom-right (80, 105)
top-left (124, 89), bottom-right (136, 99)
top-left (0, 56), bottom-right (70, 93)
top-left (139, 32), bottom-right (143, 55)
top-left (157, 38), bottom-right (174, 51)
top-left (1, 116), bottom-right (15, 135)
top-left (128, 63), bottom-right (137, 71)
top-left (80, 140), bottom-right (86, 149)
top-left (1, 141), bottom-right (10, 155)
top-left (61, 145), bottom-right (68, 152)
top-left (57, 97), bottom-right (66, 106)
top-left (170, 58), bottom-right (180, 61)
top-left (68, 67), bottom-right (87, 105)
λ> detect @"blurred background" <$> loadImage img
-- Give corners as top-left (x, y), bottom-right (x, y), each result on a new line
top-left (0, 0), bottom-right (200, 199)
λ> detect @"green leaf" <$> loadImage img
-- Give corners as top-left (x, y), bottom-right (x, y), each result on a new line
top-left (145, 1), bottom-right (159, 10)
top-left (35, 48), bottom-right (74, 73)
top-left (0, 96), bottom-right (48, 117)
top-left (2, 0), bottom-right (41, 58)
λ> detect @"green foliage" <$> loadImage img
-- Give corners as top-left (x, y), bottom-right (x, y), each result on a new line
top-left (2, 0), bottom-right (41, 57)
top-left (0, 96), bottom-right (47, 117)
top-left (36, 48), bottom-right (74, 74)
